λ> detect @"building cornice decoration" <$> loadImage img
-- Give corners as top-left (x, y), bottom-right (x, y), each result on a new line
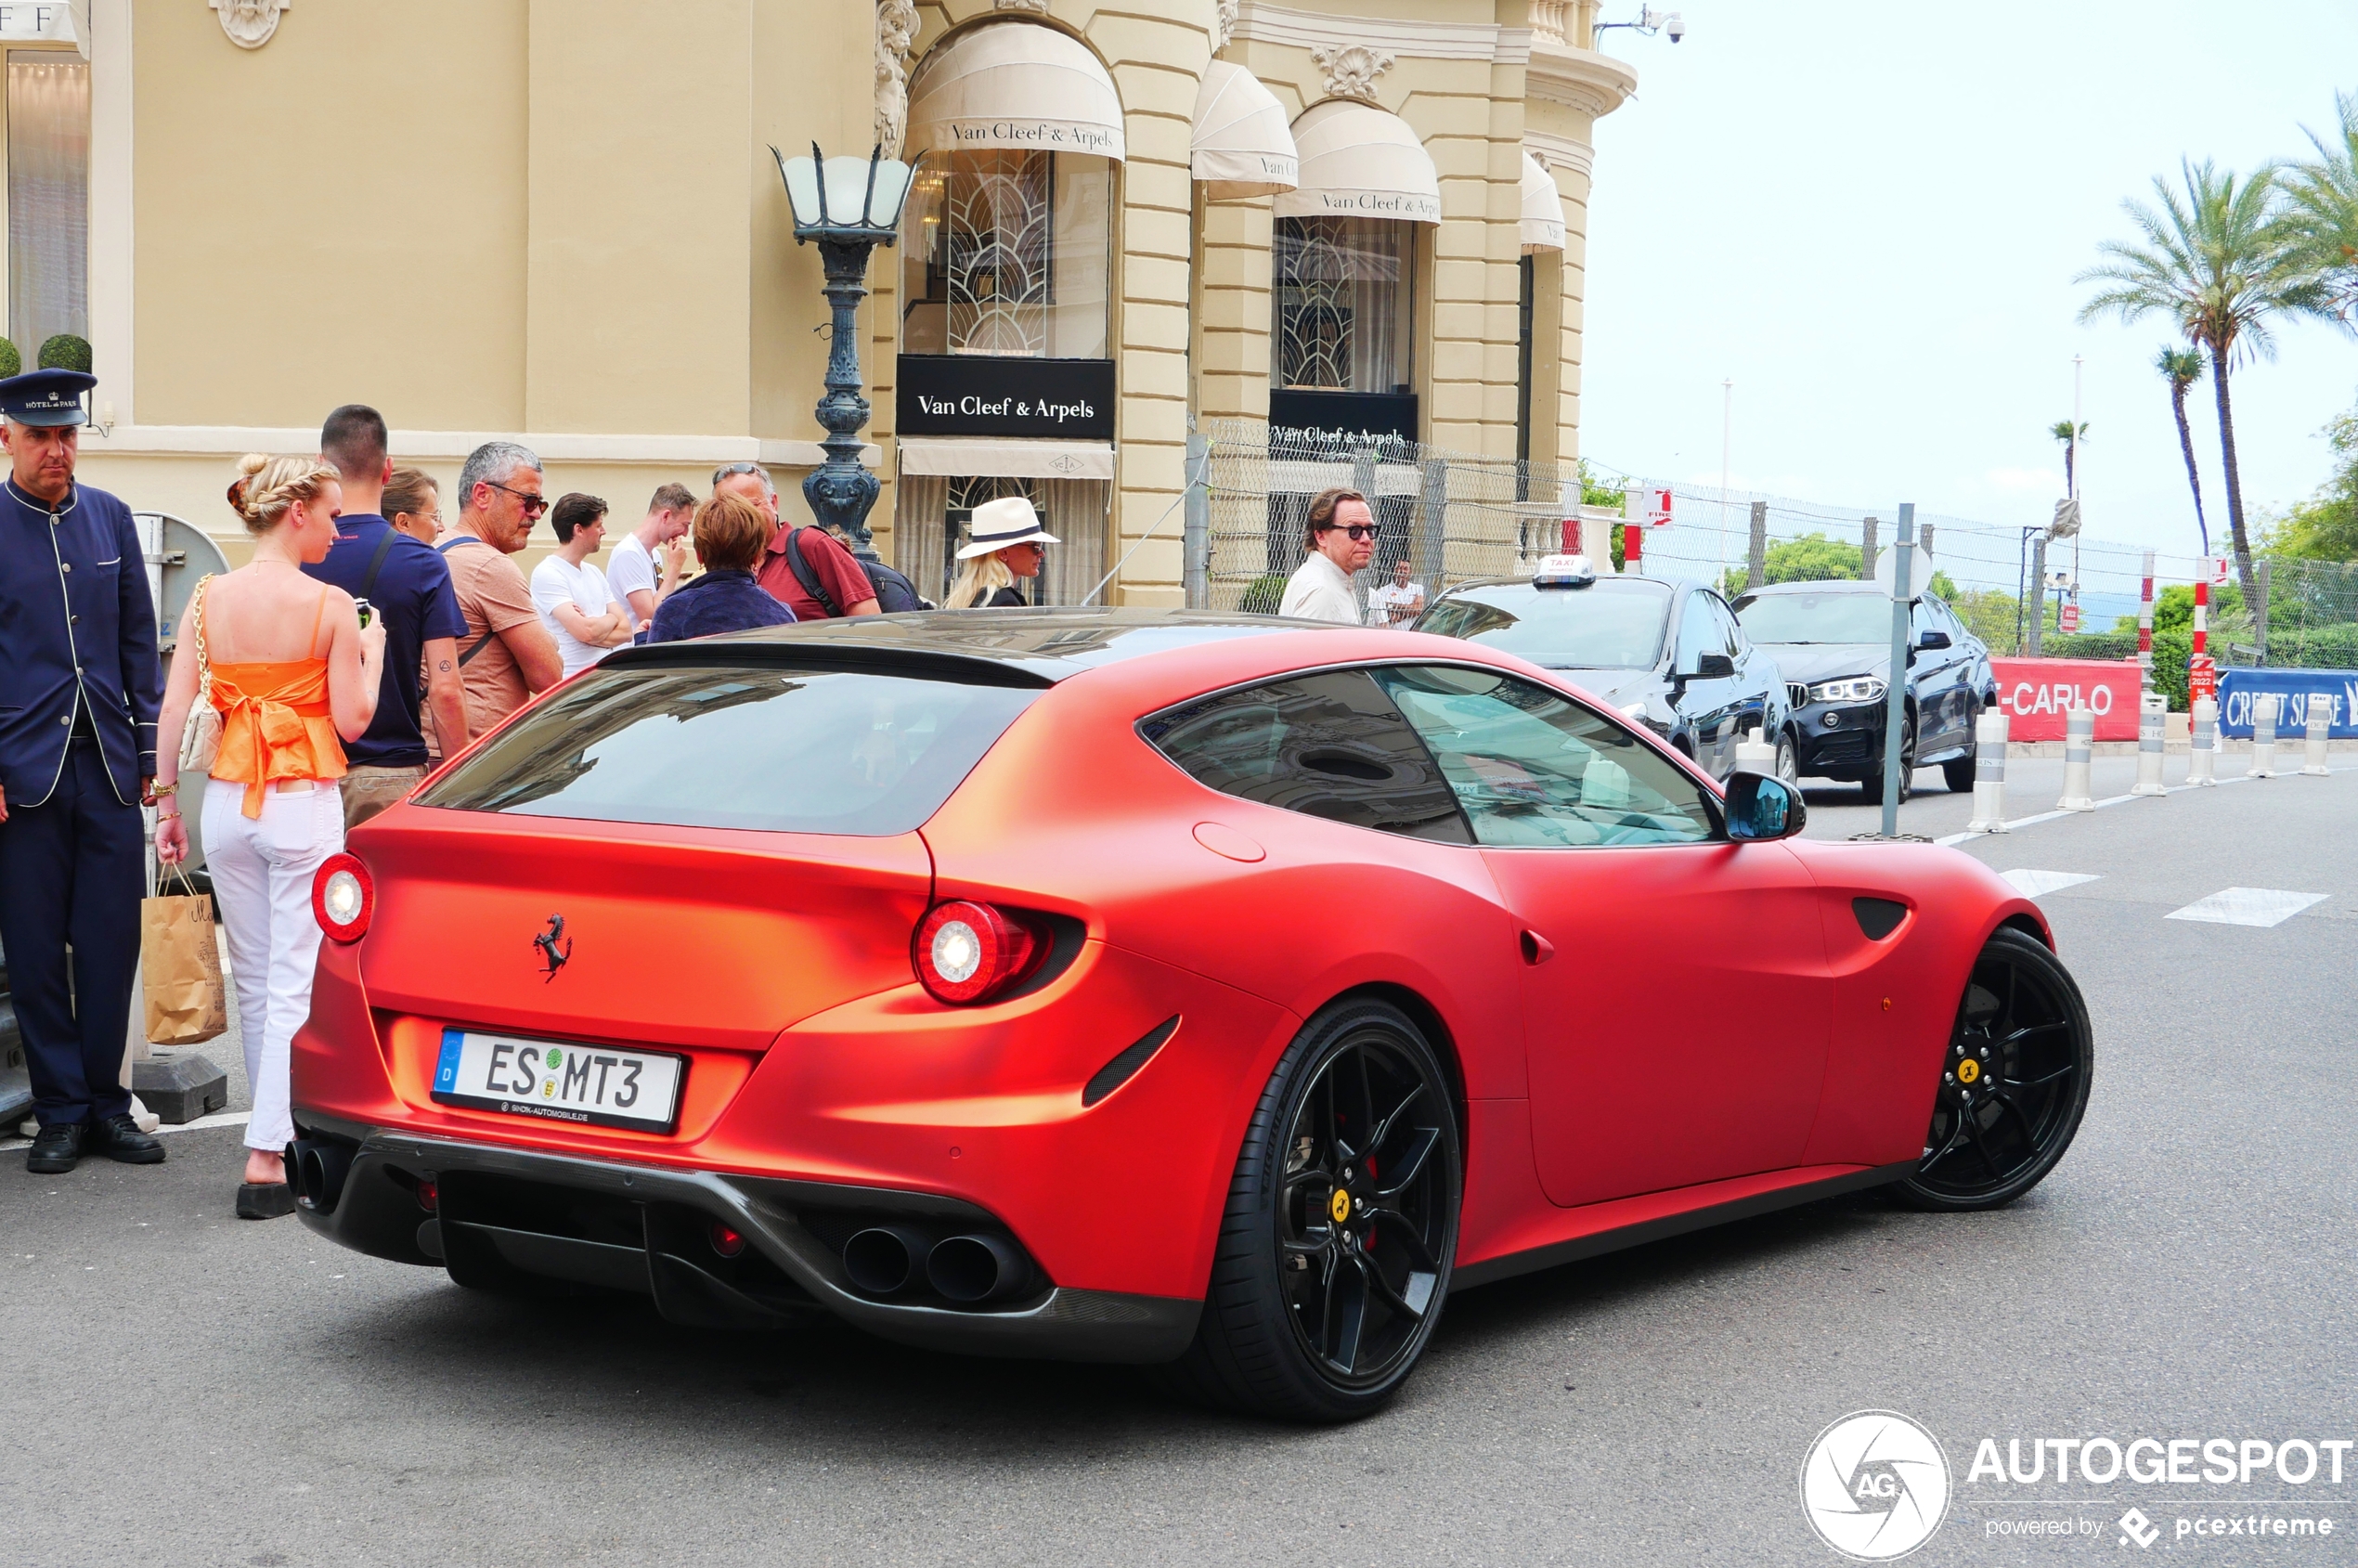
top-left (1310, 43), bottom-right (1391, 101)
top-left (875, 0), bottom-right (920, 158)
top-left (1525, 42), bottom-right (1638, 122)
top-left (1234, 2), bottom-right (1517, 64)
top-left (992, 0), bottom-right (1049, 11)
top-left (210, 0), bottom-right (288, 50)
top-left (1212, 0), bottom-right (1238, 54)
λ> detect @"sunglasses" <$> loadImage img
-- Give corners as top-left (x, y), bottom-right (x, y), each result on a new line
top-left (1318, 523), bottom-right (1380, 541)
top-left (484, 479), bottom-right (548, 517)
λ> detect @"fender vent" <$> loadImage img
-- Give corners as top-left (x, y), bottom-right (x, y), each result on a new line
top-left (1853, 897), bottom-right (1908, 941)
top-left (1082, 1017), bottom-right (1179, 1108)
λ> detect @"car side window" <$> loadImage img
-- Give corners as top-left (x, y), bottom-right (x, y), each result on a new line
top-left (1138, 668), bottom-right (1472, 843)
top-left (1911, 599), bottom-right (1940, 642)
top-left (1374, 666), bottom-right (1718, 849)
top-left (1709, 594), bottom-right (1746, 658)
top-left (1673, 593), bottom-right (1717, 671)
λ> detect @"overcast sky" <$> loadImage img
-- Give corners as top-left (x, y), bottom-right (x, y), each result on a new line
top-left (1578, 0), bottom-right (2358, 576)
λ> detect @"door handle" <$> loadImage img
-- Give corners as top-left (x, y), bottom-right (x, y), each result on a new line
top-left (1519, 929), bottom-right (1555, 965)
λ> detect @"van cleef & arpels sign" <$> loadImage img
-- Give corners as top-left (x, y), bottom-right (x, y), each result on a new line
top-left (896, 356), bottom-right (1117, 440)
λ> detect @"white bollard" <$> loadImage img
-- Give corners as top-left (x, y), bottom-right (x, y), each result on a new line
top-left (1732, 723), bottom-right (1778, 776)
top-left (1965, 708), bottom-right (2010, 832)
top-left (2057, 706), bottom-right (2096, 810)
top-left (2249, 693), bottom-right (2279, 778)
top-left (2301, 691), bottom-right (2332, 776)
top-left (2131, 693), bottom-right (2168, 796)
top-left (2188, 695), bottom-right (2218, 786)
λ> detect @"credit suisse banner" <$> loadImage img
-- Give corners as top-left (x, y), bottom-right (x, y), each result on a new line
top-left (2215, 667), bottom-right (2358, 739)
top-left (1991, 658), bottom-right (2143, 742)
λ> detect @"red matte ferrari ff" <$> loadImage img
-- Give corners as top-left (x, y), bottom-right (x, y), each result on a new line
top-left (291, 610), bottom-right (2092, 1421)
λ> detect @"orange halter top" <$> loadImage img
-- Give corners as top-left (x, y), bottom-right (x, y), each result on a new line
top-left (207, 586), bottom-right (347, 818)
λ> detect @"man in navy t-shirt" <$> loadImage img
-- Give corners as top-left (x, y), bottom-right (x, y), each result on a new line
top-left (303, 405), bottom-right (468, 828)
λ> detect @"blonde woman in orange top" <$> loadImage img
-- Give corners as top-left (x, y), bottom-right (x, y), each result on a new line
top-left (155, 454), bottom-right (384, 1217)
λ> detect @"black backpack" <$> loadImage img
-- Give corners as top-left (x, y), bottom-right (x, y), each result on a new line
top-left (784, 526), bottom-right (928, 616)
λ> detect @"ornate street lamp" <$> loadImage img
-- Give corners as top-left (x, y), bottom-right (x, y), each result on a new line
top-left (771, 142), bottom-right (920, 564)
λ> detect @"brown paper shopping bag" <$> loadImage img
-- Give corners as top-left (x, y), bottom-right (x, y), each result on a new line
top-left (141, 868), bottom-right (228, 1047)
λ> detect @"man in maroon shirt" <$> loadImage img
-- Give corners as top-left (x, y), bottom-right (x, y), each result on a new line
top-left (722, 462), bottom-right (881, 620)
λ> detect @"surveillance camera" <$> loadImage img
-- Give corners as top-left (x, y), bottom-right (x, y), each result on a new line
top-left (1665, 11), bottom-right (1685, 40)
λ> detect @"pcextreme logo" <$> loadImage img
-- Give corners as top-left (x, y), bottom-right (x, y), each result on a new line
top-left (1800, 1410), bottom-right (1954, 1561)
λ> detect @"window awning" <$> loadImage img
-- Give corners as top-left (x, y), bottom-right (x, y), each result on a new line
top-left (896, 436), bottom-right (1115, 482)
top-left (905, 20), bottom-right (1125, 162)
top-left (1521, 151), bottom-right (1565, 253)
top-left (1191, 61), bottom-right (1298, 200)
top-left (1274, 99), bottom-right (1441, 226)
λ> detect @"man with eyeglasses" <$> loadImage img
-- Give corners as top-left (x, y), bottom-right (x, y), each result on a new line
top-left (719, 461), bottom-right (883, 621)
top-left (1279, 486), bottom-right (1376, 625)
top-left (427, 441), bottom-right (564, 755)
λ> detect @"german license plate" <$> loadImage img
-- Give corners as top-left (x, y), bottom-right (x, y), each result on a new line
top-left (431, 1028), bottom-right (685, 1134)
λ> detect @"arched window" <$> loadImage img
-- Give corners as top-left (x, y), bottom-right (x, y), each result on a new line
top-left (900, 149), bottom-right (1111, 358)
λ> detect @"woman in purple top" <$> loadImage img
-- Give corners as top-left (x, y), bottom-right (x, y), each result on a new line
top-left (648, 493), bottom-right (797, 643)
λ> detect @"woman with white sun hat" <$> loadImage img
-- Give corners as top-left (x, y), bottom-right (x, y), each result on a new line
top-left (943, 495), bottom-right (1059, 609)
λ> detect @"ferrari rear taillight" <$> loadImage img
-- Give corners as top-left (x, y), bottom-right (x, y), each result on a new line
top-left (313, 853), bottom-right (374, 943)
top-left (913, 901), bottom-right (1040, 1004)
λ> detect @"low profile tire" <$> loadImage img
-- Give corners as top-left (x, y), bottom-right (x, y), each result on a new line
top-left (1859, 716), bottom-right (1915, 805)
top-left (1153, 999), bottom-right (1461, 1423)
top-left (1887, 928), bottom-right (2093, 1212)
top-left (1775, 732), bottom-right (1801, 787)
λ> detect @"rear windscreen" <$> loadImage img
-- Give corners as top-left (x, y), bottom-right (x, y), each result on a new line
top-left (414, 665), bottom-right (1040, 836)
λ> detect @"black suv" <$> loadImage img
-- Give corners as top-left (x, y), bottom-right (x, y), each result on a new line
top-left (1731, 581), bottom-right (1996, 801)
top-left (1417, 564), bottom-right (1794, 781)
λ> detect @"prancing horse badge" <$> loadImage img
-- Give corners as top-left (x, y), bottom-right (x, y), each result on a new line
top-left (534, 914), bottom-right (572, 981)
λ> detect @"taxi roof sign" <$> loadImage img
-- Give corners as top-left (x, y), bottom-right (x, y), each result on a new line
top-left (1534, 553), bottom-right (1596, 588)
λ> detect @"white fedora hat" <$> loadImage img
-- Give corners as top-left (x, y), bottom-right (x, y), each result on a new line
top-left (955, 495), bottom-right (1061, 559)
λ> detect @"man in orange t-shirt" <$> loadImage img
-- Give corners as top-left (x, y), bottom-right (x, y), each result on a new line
top-left (424, 442), bottom-right (564, 757)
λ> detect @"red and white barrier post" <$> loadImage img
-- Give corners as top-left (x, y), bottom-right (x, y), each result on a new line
top-left (1965, 708), bottom-right (2010, 832)
top-left (2302, 692), bottom-right (2332, 776)
top-left (2058, 706), bottom-right (2096, 810)
top-left (2137, 550), bottom-right (2156, 700)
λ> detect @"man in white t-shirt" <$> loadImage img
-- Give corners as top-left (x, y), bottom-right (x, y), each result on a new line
top-left (1279, 486), bottom-right (1374, 625)
top-left (1366, 558), bottom-right (1425, 628)
top-left (606, 481), bottom-right (694, 633)
top-left (531, 493), bottom-right (633, 678)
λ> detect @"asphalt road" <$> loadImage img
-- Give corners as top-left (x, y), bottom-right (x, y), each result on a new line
top-left (5, 769), bottom-right (2354, 1567)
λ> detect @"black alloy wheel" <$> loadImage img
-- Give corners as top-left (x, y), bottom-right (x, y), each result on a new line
top-left (1942, 703), bottom-right (1982, 793)
top-left (1859, 715), bottom-right (1915, 805)
top-left (1154, 999), bottom-right (1461, 1422)
top-left (1888, 928), bottom-right (2093, 1211)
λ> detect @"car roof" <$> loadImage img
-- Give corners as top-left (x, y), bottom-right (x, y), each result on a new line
top-left (602, 607), bottom-right (1334, 687)
top-left (1439, 573), bottom-right (1691, 598)
top-left (1738, 579), bottom-right (1887, 597)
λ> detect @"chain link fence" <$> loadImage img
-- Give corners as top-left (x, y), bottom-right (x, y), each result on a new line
top-left (1184, 420), bottom-right (2357, 678)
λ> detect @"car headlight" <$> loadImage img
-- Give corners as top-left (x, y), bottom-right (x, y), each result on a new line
top-left (1807, 677), bottom-right (1886, 705)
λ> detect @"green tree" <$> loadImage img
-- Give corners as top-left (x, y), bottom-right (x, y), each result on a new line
top-left (2049, 420), bottom-right (2088, 498)
top-left (2077, 159), bottom-right (2324, 628)
top-left (2259, 400), bottom-right (2358, 561)
top-left (2286, 91), bottom-right (2358, 329)
top-left (2155, 345), bottom-right (2210, 553)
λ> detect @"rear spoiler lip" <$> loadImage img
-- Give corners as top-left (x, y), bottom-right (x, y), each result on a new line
top-left (602, 640), bottom-right (1060, 690)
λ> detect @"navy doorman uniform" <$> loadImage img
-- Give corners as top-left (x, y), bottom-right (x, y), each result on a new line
top-left (0, 369), bottom-right (162, 1129)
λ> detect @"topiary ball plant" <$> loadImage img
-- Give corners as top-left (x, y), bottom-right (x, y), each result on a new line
top-left (37, 333), bottom-right (91, 373)
top-left (0, 337), bottom-right (19, 379)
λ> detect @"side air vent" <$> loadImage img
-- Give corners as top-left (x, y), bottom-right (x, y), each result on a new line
top-left (1852, 897), bottom-right (1908, 941)
top-left (1082, 1016), bottom-right (1179, 1108)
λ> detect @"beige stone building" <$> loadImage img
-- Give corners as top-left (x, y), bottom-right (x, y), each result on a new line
top-left (17, 0), bottom-right (1635, 603)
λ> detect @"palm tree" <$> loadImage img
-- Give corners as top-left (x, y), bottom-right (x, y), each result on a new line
top-left (2154, 345), bottom-right (2209, 553)
top-left (2285, 91), bottom-right (2358, 330)
top-left (2076, 159), bottom-right (2321, 621)
top-left (2048, 420), bottom-right (2088, 497)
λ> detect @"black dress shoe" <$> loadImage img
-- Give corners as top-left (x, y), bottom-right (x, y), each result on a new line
top-left (86, 1112), bottom-right (166, 1165)
top-left (25, 1121), bottom-right (84, 1174)
top-left (236, 1182), bottom-right (295, 1219)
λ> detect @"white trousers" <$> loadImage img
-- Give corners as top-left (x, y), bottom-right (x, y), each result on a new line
top-left (201, 778), bottom-right (343, 1153)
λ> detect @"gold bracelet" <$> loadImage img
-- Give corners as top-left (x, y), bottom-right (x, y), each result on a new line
top-left (150, 780), bottom-right (177, 796)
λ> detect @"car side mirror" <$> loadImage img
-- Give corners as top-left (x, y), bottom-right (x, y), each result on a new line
top-left (1915, 629), bottom-right (1952, 652)
top-left (1691, 651), bottom-right (1736, 680)
top-left (1724, 771), bottom-right (1806, 841)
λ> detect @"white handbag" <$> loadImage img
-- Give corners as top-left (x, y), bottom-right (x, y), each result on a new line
top-left (175, 575), bottom-right (222, 775)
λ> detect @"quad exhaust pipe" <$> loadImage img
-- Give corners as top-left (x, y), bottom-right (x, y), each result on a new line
top-left (840, 1225), bottom-right (1030, 1304)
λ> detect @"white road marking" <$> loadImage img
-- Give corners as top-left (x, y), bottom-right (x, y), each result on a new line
top-left (1999, 869), bottom-right (2101, 899)
top-left (2164, 888), bottom-right (2331, 928)
top-left (1935, 761), bottom-right (2358, 847)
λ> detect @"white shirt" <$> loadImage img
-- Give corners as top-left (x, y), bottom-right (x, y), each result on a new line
top-left (531, 554), bottom-right (621, 678)
top-left (1279, 551), bottom-right (1361, 625)
top-left (606, 533), bottom-right (658, 618)
top-left (1367, 579), bottom-right (1426, 628)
